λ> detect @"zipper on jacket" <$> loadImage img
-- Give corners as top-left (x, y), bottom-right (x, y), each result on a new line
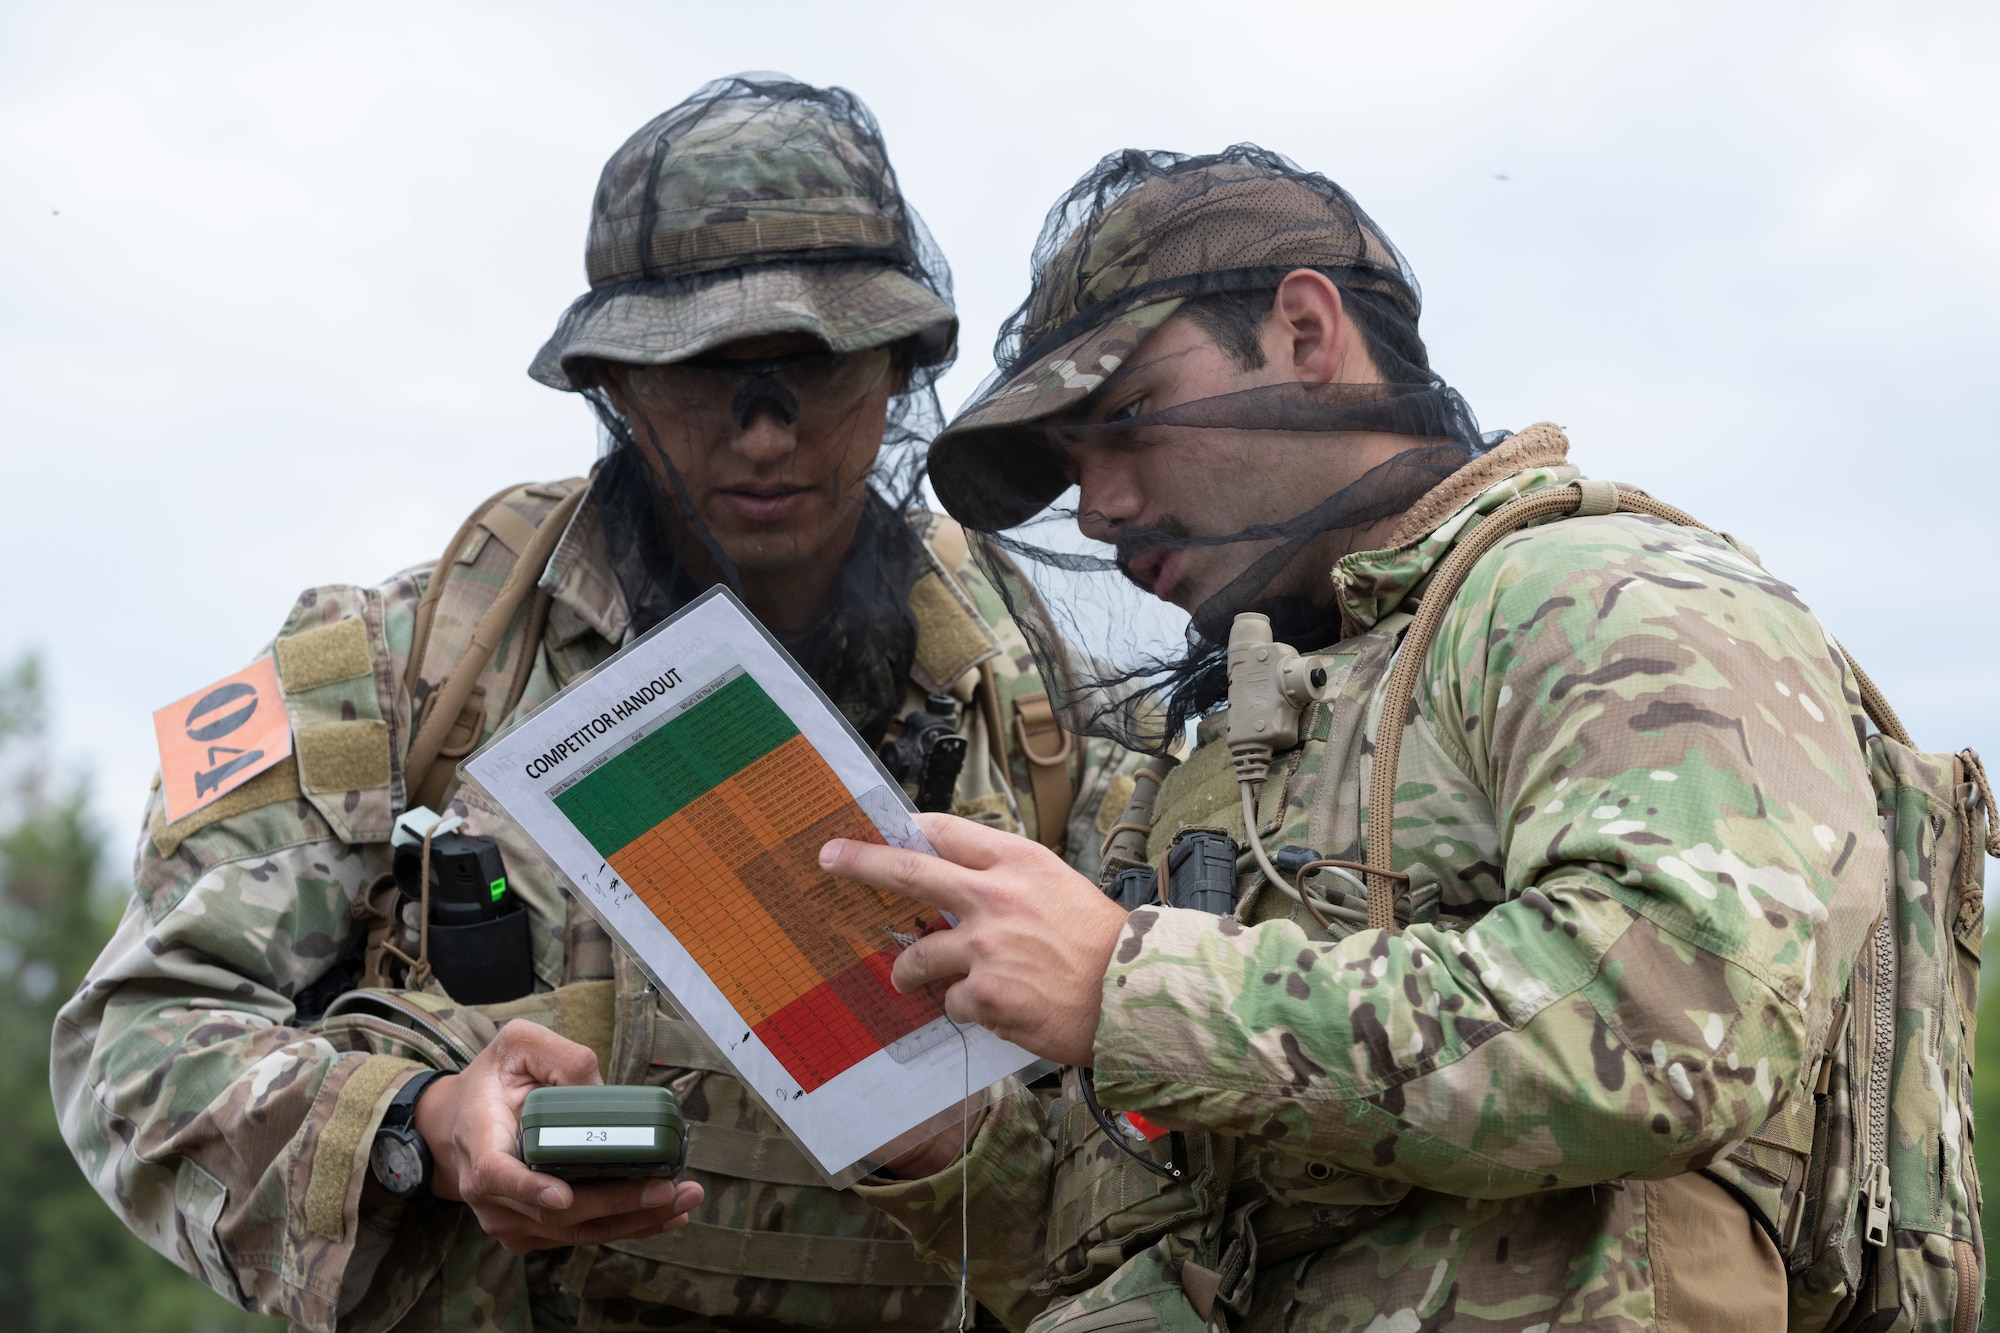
top-left (1863, 812), bottom-right (1897, 1249)
top-left (1789, 1000), bottom-right (1851, 1262)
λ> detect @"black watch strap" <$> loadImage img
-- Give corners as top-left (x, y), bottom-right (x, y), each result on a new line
top-left (382, 1069), bottom-right (447, 1131)
top-left (371, 1069), bottom-right (448, 1197)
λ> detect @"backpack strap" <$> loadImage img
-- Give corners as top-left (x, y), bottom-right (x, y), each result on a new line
top-left (925, 515), bottom-right (1078, 853)
top-left (363, 474), bottom-right (589, 983)
top-left (1014, 691), bottom-right (1077, 852)
top-left (1364, 479), bottom-right (1908, 930)
top-left (404, 481), bottom-right (589, 810)
top-left (403, 482), bottom-right (519, 701)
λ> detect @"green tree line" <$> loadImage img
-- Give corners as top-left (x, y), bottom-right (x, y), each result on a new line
top-left (0, 657), bottom-right (280, 1332)
top-left (0, 652), bottom-right (1996, 1329)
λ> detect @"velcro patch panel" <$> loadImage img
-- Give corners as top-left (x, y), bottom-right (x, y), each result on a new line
top-left (275, 619), bottom-right (373, 692)
top-left (296, 721), bottom-right (392, 794)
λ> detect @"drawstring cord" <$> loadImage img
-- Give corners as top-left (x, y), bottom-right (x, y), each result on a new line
top-left (382, 820), bottom-right (441, 989)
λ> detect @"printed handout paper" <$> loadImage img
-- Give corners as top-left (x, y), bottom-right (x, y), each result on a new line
top-left (464, 587), bottom-right (1040, 1186)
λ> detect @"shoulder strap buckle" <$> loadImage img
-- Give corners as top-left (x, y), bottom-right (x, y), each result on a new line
top-left (1012, 691), bottom-right (1075, 853)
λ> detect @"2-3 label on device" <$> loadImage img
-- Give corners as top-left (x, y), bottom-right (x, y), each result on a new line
top-left (537, 1127), bottom-right (656, 1148)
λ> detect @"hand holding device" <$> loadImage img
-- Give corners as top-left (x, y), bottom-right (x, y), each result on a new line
top-left (408, 1020), bottom-right (702, 1254)
top-left (518, 1085), bottom-right (686, 1181)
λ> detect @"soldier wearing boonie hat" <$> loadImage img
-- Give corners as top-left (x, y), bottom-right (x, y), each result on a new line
top-left (823, 145), bottom-right (1940, 1332)
top-left (53, 75), bottom-right (1141, 1333)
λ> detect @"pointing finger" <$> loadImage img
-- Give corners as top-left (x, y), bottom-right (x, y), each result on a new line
top-left (909, 812), bottom-right (1044, 871)
top-left (819, 838), bottom-right (982, 918)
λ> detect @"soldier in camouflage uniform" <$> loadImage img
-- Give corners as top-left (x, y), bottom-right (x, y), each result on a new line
top-left (821, 148), bottom-right (1905, 1330)
top-left (52, 77), bottom-right (1139, 1333)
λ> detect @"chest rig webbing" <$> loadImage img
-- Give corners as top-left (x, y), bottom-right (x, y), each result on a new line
top-left (343, 481), bottom-right (1099, 1325)
top-left (1043, 605), bottom-right (1415, 1332)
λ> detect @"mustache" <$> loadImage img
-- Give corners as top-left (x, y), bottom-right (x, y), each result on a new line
top-left (1106, 515), bottom-right (1196, 584)
top-left (1089, 444), bottom-right (1470, 601)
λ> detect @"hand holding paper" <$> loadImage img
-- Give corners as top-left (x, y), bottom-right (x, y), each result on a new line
top-left (464, 588), bottom-right (1044, 1185)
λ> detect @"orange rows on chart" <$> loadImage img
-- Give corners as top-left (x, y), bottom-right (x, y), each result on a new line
top-left (608, 734), bottom-right (937, 1030)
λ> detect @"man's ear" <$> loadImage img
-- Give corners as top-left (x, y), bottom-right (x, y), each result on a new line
top-left (1267, 269), bottom-right (1349, 384)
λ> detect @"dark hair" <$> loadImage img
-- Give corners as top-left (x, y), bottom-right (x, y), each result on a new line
top-left (1179, 274), bottom-right (1436, 384)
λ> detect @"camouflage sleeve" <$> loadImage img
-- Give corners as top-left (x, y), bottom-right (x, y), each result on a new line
top-left (49, 779), bottom-right (454, 1332)
top-left (850, 1080), bottom-right (1056, 1332)
top-left (1092, 515), bottom-right (1883, 1197)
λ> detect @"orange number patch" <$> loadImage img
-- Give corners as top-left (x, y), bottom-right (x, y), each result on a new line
top-left (153, 657), bottom-right (292, 823)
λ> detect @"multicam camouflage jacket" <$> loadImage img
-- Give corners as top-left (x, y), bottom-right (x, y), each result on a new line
top-left (859, 426), bottom-right (1920, 1331)
top-left (50, 479), bottom-right (1140, 1333)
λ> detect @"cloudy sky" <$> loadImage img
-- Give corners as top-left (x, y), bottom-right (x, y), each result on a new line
top-left (2, 1), bottom-right (1994, 853)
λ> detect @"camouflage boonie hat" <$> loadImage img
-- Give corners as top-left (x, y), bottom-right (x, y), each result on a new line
top-left (530, 74), bottom-right (957, 391)
top-left (930, 153), bottom-right (1416, 529)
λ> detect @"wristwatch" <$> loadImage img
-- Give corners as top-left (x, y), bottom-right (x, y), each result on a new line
top-left (370, 1070), bottom-right (448, 1199)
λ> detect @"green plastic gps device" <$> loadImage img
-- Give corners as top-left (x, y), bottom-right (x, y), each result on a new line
top-left (517, 1085), bottom-right (686, 1181)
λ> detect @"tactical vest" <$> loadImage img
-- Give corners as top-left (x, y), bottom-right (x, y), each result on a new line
top-left (1358, 481), bottom-right (1991, 1333)
top-left (1030, 480), bottom-right (1992, 1333)
top-left (280, 478), bottom-right (1113, 1331)
top-left (1020, 612), bottom-right (1417, 1333)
